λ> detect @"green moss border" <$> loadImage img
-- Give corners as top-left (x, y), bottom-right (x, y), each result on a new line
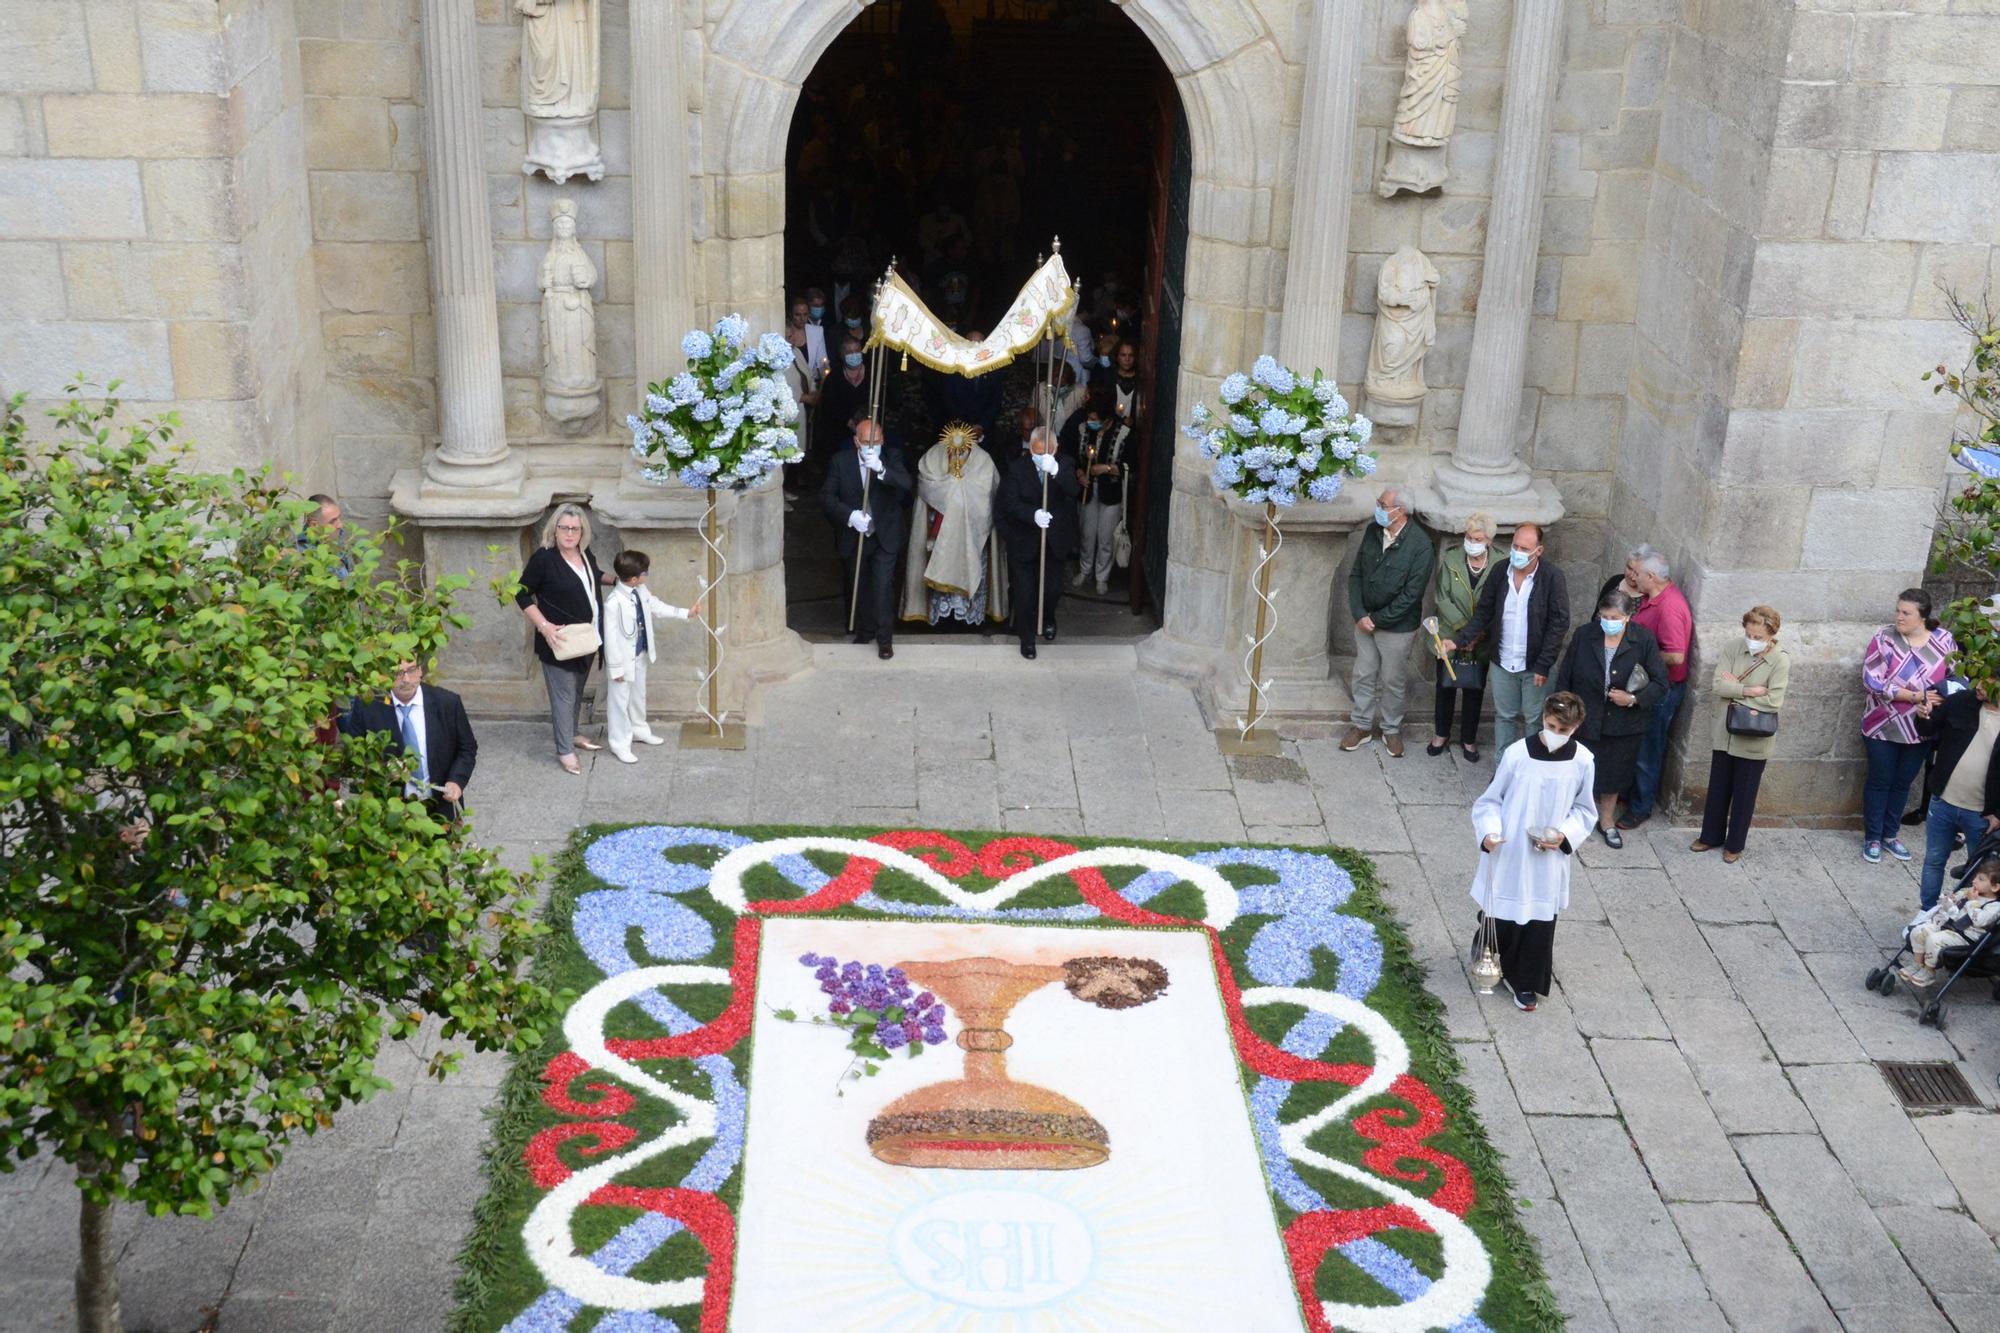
top-left (448, 826), bottom-right (1560, 1331)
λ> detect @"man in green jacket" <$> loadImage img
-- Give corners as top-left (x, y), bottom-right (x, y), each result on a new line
top-left (1342, 484), bottom-right (1435, 758)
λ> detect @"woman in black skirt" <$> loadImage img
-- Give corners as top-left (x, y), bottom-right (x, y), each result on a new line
top-left (1552, 587), bottom-right (1667, 848)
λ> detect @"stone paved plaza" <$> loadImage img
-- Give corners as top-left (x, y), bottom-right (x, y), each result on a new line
top-left (4, 652), bottom-right (1998, 1331)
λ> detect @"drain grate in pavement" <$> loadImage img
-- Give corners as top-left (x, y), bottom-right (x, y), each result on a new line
top-left (1880, 1060), bottom-right (1981, 1110)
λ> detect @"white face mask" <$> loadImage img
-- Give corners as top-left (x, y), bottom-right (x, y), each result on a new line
top-left (1463, 540), bottom-right (1487, 558)
top-left (1745, 636), bottom-right (1769, 655)
top-left (1540, 728), bottom-right (1571, 751)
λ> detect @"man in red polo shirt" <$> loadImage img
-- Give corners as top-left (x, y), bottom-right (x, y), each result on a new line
top-left (1619, 547), bottom-right (1694, 829)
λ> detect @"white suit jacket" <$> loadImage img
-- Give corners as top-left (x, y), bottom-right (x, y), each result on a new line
top-left (603, 584), bottom-right (690, 674)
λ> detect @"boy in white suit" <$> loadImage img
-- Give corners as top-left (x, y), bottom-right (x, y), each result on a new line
top-left (605, 550), bottom-right (699, 763)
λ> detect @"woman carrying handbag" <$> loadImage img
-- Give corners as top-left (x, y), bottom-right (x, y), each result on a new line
top-left (1429, 511), bottom-right (1496, 761)
top-left (1692, 605), bottom-right (1789, 862)
top-left (515, 503), bottom-right (612, 776)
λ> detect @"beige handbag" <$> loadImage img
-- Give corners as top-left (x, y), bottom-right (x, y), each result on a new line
top-left (549, 621), bottom-right (601, 661)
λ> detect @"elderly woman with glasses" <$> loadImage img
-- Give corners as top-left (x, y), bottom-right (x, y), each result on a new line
top-left (516, 503), bottom-right (613, 775)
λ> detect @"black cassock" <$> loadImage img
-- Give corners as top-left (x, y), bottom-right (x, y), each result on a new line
top-left (820, 444), bottom-right (912, 646)
top-left (993, 448), bottom-right (1081, 644)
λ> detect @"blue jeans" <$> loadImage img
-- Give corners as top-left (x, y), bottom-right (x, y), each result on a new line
top-left (1626, 678), bottom-right (1686, 818)
top-left (1862, 736), bottom-right (1930, 843)
top-left (1920, 797), bottom-right (1987, 909)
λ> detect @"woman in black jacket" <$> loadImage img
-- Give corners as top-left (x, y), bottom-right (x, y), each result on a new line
top-left (1552, 587), bottom-right (1668, 847)
top-left (515, 503), bottom-right (611, 775)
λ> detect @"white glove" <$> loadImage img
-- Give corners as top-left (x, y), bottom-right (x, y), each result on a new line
top-left (847, 509), bottom-right (872, 534)
top-left (1034, 508), bottom-right (1052, 529)
top-left (1033, 451), bottom-right (1060, 477)
top-left (859, 445), bottom-right (884, 475)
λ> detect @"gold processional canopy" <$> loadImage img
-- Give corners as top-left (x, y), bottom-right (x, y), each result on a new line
top-left (867, 248), bottom-right (1078, 378)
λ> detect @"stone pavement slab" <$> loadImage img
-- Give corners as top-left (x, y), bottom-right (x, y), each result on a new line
top-left (1491, 987), bottom-right (1617, 1116)
top-left (1554, 920), bottom-right (1671, 1039)
top-left (1914, 1111), bottom-right (2000, 1240)
top-left (1873, 1204), bottom-right (2000, 1297)
top-left (1593, 1038), bottom-right (1754, 1203)
top-left (1667, 1201), bottom-right (1839, 1333)
top-left (1790, 1062), bottom-right (1961, 1208)
top-left (1703, 921), bottom-right (1868, 1065)
top-left (1514, 1198), bottom-right (1616, 1333)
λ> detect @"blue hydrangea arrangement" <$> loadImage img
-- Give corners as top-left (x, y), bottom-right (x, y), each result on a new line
top-left (776, 953), bottom-right (952, 1089)
top-left (627, 313), bottom-right (804, 491)
top-left (1181, 355), bottom-right (1376, 507)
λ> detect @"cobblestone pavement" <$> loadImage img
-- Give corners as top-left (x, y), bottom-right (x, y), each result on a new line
top-left (4, 648), bottom-right (1997, 1330)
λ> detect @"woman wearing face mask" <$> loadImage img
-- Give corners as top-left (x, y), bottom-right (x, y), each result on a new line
top-left (1058, 387), bottom-right (1130, 596)
top-left (1429, 512), bottom-right (1496, 760)
top-left (1468, 690), bottom-right (1599, 1012)
top-left (1691, 606), bottom-right (1789, 863)
top-left (1860, 588), bottom-right (1955, 863)
top-left (814, 332), bottom-right (874, 478)
top-left (1551, 587), bottom-right (1668, 847)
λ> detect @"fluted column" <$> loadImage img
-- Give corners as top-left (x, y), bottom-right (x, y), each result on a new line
top-left (419, 0), bottom-right (520, 490)
top-left (1439, 0), bottom-right (1566, 499)
top-left (632, 0), bottom-right (695, 400)
top-left (1278, 0), bottom-right (1365, 378)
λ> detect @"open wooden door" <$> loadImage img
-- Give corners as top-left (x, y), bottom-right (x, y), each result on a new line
top-left (1130, 71), bottom-right (1191, 615)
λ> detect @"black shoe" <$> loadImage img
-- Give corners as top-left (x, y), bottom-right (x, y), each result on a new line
top-left (1426, 738), bottom-right (1449, 756)
top-left (1042, 623), bottom-right (1057, 642)
top-left (1020, 640), bottom-right (1037, 660)
top-left (851, 632), bottom-right (869, 646)
top-left (1600, 826), bottom-right (1624, 849)
top-left (1513, 989), bottom-right (1537, 1013)
top-left (878, 642), bottom-right (894, 660)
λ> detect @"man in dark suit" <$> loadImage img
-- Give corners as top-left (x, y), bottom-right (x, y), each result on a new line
top-left (819, 417), bottom-right (912, 660)
top-left (994, 427), bottom-right (1081, 659)
top-left (339, 659), bottom-right (478, 822)
top-left (1442, 521), bottom-right (1571, 755)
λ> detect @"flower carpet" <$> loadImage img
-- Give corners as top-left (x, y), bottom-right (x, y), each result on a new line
top-left (451, 825), bottom-right (1556, 1332)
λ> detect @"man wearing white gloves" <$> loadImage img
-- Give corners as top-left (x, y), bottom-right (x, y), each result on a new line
top-left (994, 426), bottom-right (1080, 659)
top-left (819, 417), bottom-right (911, 659)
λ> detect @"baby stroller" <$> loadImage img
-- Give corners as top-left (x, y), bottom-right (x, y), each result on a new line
top-left (1864, 828), bottom-right (2000, 1030)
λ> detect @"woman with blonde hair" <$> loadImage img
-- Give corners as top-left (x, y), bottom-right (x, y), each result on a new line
top-left (1429, 510), bottom-right (1496, 760)
top-left (515, 503), bottom-right (611, 775)
top-left (1691, 605), bottom-right (1789, 862)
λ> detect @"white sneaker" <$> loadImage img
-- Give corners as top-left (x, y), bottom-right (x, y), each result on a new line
top-left (612, 749), bottom-right (639, 764)
top-left (1069, 571), bottom-right (1087, 588)
top-left (633, 731), bottom-right (666, 746)
top-left (1095, 579), bottom-right (1109, 594)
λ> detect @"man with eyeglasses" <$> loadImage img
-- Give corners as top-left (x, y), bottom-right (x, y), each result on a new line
top-left (339, 659), bottom-right (478, 823)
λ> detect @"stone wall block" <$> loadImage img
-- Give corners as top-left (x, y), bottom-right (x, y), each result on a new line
top-left (1759, 149), bottom-right (1833, 239)
top-left (1856, 14), bottom-right (2000, 87)
top-left (1786, 319), bottom-right (1965, 410)
top-left (315, 241), bottom-right (431, 315)
top-left (62, 241), bottom-right (249, 320)
top-left (141, 158), bottom-right (239, 240)
top-left (1556, 244), bottom-right (1641, 323)
top-left (310, 170), bottom-right (421, 241)
top-left (1802, 488), bottom-right (1940, 574)
top-left (1945, 86), bottom-right (2000, 153)
top-left (1728, 319), bottom-right (1797, 411)
top-left (43, 92), bottom-right (230, 158)
top-left (1747, 241), bottom-right (1919, 319)
top-left (135, 1), bottom-right (227, 93)
top-left (0, 159), bottom-right (147, 240)
top-left (1866, 153), bottom-right (2000, 244)
top-left (322, 312), bottom-right (414, 376)
top-left (0, 319), bottom-right (173, 400)
top-left (0, 243), bottom-right (66, 320)
top-left (0, 4), bottom-right (95, 94)
top-left (305, 96), bottom-right (394, 170)
top-left (331, 374), bottom-right (437, 436)
top-left (1590, 169), bottom-right (1652, 240)
top-left (299, 38), bottom-right (414, 99)
top-left (1525, 319), bottom-right (1579, 393)
top-left (1576, 323), bottom-right (1634, 396)
top-left (1878, 408), bottom-right (1960, 489)
top-left (167, 319), bottom-right (254, 398)
top-left (1776, 83), bottom-right (1950, 153)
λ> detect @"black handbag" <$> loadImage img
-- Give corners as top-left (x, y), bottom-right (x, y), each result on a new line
top-left (1724, 659), bottom-right (1778, 737)
top-left (1442, 656), bottom-right (1485, 690)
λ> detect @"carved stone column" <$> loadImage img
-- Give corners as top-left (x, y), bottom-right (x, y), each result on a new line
top-left (1277, 0), bottom-right (1366, 378)
top-left (631, 0), bottom-right (695, 401)
top-left (1436, 0), bottom-right (1565, 501)
top-left (418, 0), bottom-right (520, 491)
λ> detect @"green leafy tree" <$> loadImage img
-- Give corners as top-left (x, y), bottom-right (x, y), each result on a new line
top-left (0, 387), bottom-right (558, 1331)
top-left (1925, 291), bottom-right (2000, 694)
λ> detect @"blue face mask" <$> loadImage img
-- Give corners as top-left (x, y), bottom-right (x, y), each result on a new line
top-left (809, 305), bottom-right (825, 319)
top-left (1086, 419), bottom-right (1104, 431)
top-left (843, 352), bottom-right (863, 367)
top-left (1373, 505), bottom-right (1393, 528)
top-left (1509, 548), bottom-right (1533, 570)
top-left (1600, 617), bottom-right (1625, 636)
top-left (1098, 355), bottom-right (1112, 368)
top-left (845, 317), bottom-right (863, 329)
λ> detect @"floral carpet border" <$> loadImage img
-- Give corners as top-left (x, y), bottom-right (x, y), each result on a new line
top-left (449, 825), bottom-right (1559, 1332)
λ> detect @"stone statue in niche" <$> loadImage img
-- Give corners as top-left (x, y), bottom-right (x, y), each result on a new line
top-left (1377, 0), bottom-right (1469, 198)
top-left (539, 199), bottom-right (603, 433)
top-left (1364, 245), bottom-right (1439, 428)
top-left (519, 0), bottom-right (604, 184)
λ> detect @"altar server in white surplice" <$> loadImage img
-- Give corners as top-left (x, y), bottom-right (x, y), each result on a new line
top-left (901, 421), bottom-right (1009, 627)
top-left (1468, 689), bottom-right (1597, 1013)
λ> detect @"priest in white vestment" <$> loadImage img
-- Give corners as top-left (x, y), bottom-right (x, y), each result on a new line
top-left (902, 422), bottom-right (1009, 627)
top-left (1468, 690), bottom-right (1598, 1011)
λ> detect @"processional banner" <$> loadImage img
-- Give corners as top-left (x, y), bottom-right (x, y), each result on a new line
top-left (869, 251), bottom-right (1077, 378)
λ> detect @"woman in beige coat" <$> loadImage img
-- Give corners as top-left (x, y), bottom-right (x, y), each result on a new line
top-left (1691, 605), bottom-right (1789, 862)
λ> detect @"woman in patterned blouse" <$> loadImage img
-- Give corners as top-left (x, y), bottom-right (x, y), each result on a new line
top-left (1860, 588), bottom-right (1956, 863)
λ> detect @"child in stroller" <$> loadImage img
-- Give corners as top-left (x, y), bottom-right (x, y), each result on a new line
top-left (1867, 840), bottom-right (2000, 1027)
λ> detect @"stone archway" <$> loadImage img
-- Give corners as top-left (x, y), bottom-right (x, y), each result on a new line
top-left (696, 0), bottom-right (1297, 690)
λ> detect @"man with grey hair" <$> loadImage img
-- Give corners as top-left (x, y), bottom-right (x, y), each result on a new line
top-left (1342, 484), bottom-right (1435, 757)
top-left (1619, 544), bottom-right (1694, 828)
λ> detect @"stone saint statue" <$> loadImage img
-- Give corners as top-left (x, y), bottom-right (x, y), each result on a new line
top-left (1364, 245), bottom-right (1439, 427)
top-left (539, 199), bottom-right (602, 433)
top-left (1377, 0), bottom-right (1469, 198)
top-left (518, 0), bottom-right (604, 184)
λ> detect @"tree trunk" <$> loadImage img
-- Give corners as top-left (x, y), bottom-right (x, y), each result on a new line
top-left (75, 1188), bottom-right (121, 1333)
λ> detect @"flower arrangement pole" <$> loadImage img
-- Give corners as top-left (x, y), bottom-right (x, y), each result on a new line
top-left (1183, 356), bottom-right (1376, 758)
top-left (629, 313), bottom-right (806, 752)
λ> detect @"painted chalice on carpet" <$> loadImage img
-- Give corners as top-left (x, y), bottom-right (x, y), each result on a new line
top-left (867, 955), bottom-right (1169, 1170)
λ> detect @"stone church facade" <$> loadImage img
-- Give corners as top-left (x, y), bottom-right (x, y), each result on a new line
top-left (1, 0), bottom-right (1991, 817)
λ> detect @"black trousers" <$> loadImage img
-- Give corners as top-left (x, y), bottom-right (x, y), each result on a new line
top-left (1698, 749), bottom-right (1766, 853)
top-left (1008, 552), bottom-right (1063, 645)
top-left (1474, 913), bottom-right (1557, 997)
top-left (840, 541), bottom-right (899, 645)
top-left (1433, 677), bottom-right (1485, 745)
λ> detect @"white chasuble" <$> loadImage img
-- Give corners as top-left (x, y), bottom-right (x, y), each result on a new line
top-left (1468, 739), bottom-right (1598, 924)
top-left (901, 437), bottom-right (1008, 625)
